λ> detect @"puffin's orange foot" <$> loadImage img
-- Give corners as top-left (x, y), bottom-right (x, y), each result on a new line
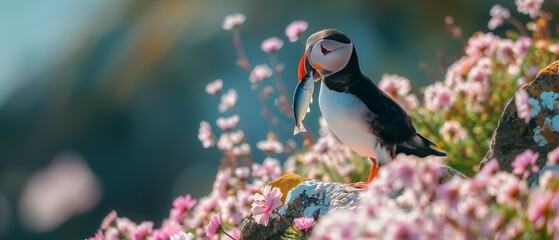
top-left (351, 181), bottom-right (370, 189)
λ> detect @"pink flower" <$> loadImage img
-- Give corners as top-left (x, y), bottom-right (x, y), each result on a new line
top-left (547, 147), bottom-right (559, 165)
top-left (251, 186), bottom-right (283, 226)
top-left (488, 4), bottom-right (510, 30)
top-left (217, 133), bottom-right (234, 151)
top-left (205, 214), bottom-right (222, 237)
top-left (386, 221), bottom-right (420, 240)
top-left (424, 82), bottom-right (454, 112)
top-left (232, 142), bottom-right (250, 156)
top-left (527, 190), bottom-right (553, 229)
top-left (152, 220), bottom-right (182, 240)
top-left (89, 230), bottom-right (104, 240)
top-left (170, 194), bottom-right (197, 222)
top-left (249, 64), bottom-right (273, 83)
top-left (378, 74), bottom-right (411, 99)
top-left (235, 166), bottom-right (251, 180)
top-left (261, 37), bottom-right (284, 54)
top-left (101, 210), bottom-right (117, 229)
top-left (512, 149), bottom-right (540, 179)
top-left (515, 89), bottom-right (531, 123)
top-left (293, 217), bottom-right (316, 231)
top-left (548, 43), bottom-right (559, 55)
top-left (219, 89), bottom-right (238, 113)
top-left (216, 115), bottom-right (240, 131)
top-left (495, 39), bottom-right (516, 65)
top-left (206, 79), bottom-right (223, 95)
top-left (515, 0), bottom-right (544, 19)
top-left (465, 32), bottom-right (498, 58)
top-left (439, 121), bottom-right (468, 143)
top-left (222, 13), bottom-right (246, 30)
top-left (170, 232), bottom-right (194, 240)
top-left (256, 139), bottom-right (283, 154)
top-left (116, 218), bottom-right (137, 239)
top-left (252, 158), bottom-right (283, 181)
top-left (133, 221), bottom-right (153, 240)
top-left (496, 175), bottom-right (526, 208)
top-left (198, 121), bottom-right (214, 148)
top-left (285, 20), bottom-right (308, 42)
top-left (515, 37), bottom-right (532, 57)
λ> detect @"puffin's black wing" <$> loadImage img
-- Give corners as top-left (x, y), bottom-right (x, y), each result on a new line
top-left (347, 75), bottom-right (416, 145)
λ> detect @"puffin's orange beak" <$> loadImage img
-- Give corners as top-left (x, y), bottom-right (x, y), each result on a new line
top-left (297, 51), bottom-right (309, 81)
top-left (298, 50), bottom-right (321, 82)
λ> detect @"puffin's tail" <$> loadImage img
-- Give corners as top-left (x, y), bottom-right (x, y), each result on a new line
top-left (395, 133), bottom-right (447, 158)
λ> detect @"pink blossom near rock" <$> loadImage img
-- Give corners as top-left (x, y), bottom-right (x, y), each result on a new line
top-left (198, 121), bottom-right (215, 148)
top-left (205, 214), bottom-right (222, 237)
top-left (249, 64), bottom-right (273, 83)
top-left (495, 174), bottom-right (526, 208)
top-left (251, 186), bottom-right (283, 226)
top-left (439, 121), bottom-right (468, 143)
top-left (170, 232), bottom-right (194, 240)
top-left (515, 89), bottom-right (531, 123)
top-left (285, 20), bottom-right (308, 42)
top-left (378, 74), bottom-right (411, 98)
top-left (547, 147), bottom-right (559, 165)
top-left (219, 89), bottom-right (238, 113)
top-left (424, 82), bottom-right (454, 112)
top-left (527, 190), bottom-right (553, 229)
top-left (205, 79), bottom-right (223, 95)
top-left (256, 139), bottom-right (283, 154)
top-left (101, 210), bottom-right (117, 230)
top-left (216, 115), bottom-right (240, 131)
top-left (465, 32), bottom-right (498, 58)
top-left (252, 157), bottom-right (283, 181)
top-left (515, 0), bottom-right (544, 19)
top-left (19, 151), bottom-right (102, 232)
top-left (293, 217), bottom-right (316, 231)
top-left (222, 13), bottom-right (246, 30)
top-left (488, 4), bottom-right (510, 30)
top-left (511, 149), bottom-right (540, 179)
top-left (261, 37), bottom-right (284, 54)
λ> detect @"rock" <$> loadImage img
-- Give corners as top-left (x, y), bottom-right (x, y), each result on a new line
top-left (481, 60), bottom-right (559, 183)
top-left (239, 166), bottom-right (465, 239)
top-left (239, 174), bottom-right (360, 240)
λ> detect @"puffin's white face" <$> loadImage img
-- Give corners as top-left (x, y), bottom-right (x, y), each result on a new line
top-left (308, 39), bottom-right (353, 77)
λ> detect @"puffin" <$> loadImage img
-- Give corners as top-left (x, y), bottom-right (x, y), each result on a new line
top-left (297, 29), bottom-right (446, 188)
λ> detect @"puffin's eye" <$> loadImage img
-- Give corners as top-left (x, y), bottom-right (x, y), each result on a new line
top-left (320, 44), bottom-right (331, 55)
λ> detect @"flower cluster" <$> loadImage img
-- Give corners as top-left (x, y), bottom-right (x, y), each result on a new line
top-left (310, 151), bottom-right (559, 239)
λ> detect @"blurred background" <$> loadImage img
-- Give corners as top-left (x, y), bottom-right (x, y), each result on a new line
top-left (0, 0), bottom-right (515, 239)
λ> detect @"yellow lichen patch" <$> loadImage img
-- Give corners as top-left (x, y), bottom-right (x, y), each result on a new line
top-left (268, 173), bottom-right (310, 203)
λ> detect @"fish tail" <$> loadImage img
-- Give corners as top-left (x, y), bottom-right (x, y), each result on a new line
top-left (293, 124), bottom-right (307, 135)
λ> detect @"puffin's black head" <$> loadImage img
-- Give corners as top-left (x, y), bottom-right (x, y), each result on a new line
top-left (297, 29), bottom-right (358, 82)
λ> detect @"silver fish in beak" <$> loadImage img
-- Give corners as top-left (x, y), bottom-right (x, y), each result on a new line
top-left (292, 71), bottom-right (314, 135)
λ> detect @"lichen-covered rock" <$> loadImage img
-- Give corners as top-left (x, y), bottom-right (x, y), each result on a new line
top-left (239, 167), bottom-right (465, 240)
top-left (239, 176), bottom-right (359, 240)
top-left (481, 60), bottom-right (559, 183)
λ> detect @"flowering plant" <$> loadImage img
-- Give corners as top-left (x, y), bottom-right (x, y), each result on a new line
top-left (89, 1), bottom-right (559, 239)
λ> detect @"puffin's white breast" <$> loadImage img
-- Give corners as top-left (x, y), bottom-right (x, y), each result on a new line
top-left (318, 81), bottom-right (379, 158)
